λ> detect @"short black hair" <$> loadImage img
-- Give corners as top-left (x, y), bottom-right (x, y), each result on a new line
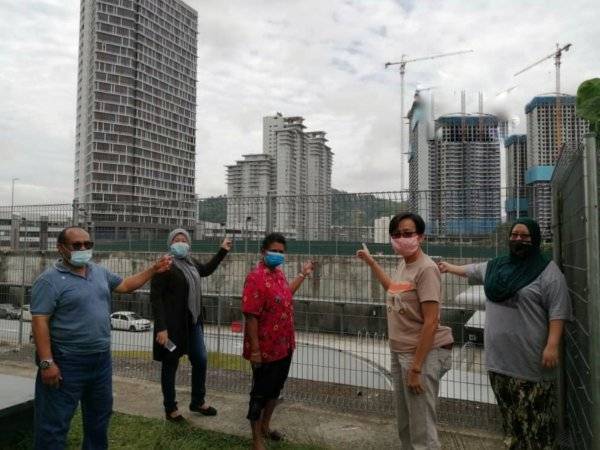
top-left (261, 232), bottom-right (286, 251)
top-left (389, 212), bottom-right (426, 235)
top-left (57, 226), bottom-right (86, 245)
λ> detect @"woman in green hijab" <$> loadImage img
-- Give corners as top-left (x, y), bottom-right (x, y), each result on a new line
top-left (438, 219), bottom-right (572, 449)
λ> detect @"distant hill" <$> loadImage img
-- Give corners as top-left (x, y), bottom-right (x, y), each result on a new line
top-left (197, 190), bottom-right (409, 227)
top-left (197, 195), bottom-right (227, 224)
top-left (331, 189), bottom-right (409, 226)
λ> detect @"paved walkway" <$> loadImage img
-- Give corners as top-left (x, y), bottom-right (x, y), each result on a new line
top-left (0, 360), bottom-right (502, 449)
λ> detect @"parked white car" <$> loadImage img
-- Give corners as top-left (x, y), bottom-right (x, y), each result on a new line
top-left (110, 311), bottom-right (152, 332)
top-left (0, 303), bottom-right (21, 320)
top-left (21, 304), bottom-right (32, 321)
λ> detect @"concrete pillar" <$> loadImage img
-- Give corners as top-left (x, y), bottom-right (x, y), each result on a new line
top-left (10, 214), bottom-right (20, 250)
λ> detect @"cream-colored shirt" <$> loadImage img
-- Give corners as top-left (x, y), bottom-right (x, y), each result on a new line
top-left (386, 252), bottom-right (454, 353)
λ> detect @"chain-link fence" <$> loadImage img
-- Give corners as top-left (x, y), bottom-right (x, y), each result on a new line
top-left (0, 187), bottom-right (556, 432)
top-left (552, 134), bottom-right (600, 450)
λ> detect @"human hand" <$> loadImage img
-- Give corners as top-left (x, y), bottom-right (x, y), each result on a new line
top-left (437, 261), bottom-right (450, 273)
top-left (153, 255), bottom-right (173, 274)
top-left (542, 344), bottom-right (559, 369)
top-left (41, 364), bottom-right (62, 388)
top-left (406, 369), bottom-right (424, 395)
top-left (156, 330), bottom-right (169, 346)
top-left (301, 260), bottom-right (315, 277)
top-left (356, 243), bottom-right (374, 264)
top-left (250, 350), bottom-right (262, 368)
top-left (221, 238), bottom-right (233, 251)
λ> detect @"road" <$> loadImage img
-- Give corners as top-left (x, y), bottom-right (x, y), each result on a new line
top-left (0, 319), bottom-right (495, 402)
top-left (0, 318), bottom-right (391, 390)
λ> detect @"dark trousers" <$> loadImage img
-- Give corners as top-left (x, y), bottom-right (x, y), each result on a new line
top-left (247, 354), bottom-right (292, 421)
top-left (161, 321), bottom-right (208, 413)
top-left (34, 350), bottom-right (113, 450)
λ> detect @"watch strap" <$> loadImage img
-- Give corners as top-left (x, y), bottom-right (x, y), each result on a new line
top-left (39, 359), bottom-right (54, 369)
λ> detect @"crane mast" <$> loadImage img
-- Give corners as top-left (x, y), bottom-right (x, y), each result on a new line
top-left (515, 43), bottom-right (572, 160)
top-left (385, 50), bottom-right (474, 191)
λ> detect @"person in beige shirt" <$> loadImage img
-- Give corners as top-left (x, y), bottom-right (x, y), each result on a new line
top-left (357, 212), bottom-right (453, 450)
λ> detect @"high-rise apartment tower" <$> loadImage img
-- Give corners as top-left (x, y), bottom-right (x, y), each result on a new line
top-left (74, 0), bottom-right (198, 236)
top-left (525, 94), bottom-right (588, 239)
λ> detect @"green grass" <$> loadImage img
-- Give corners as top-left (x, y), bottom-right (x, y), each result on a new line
top-left (13, 411), bottom-right (327, 450)
top-left (111, 350), bottom-right (252, 374)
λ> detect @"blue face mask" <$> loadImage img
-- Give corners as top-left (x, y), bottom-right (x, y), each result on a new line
top-left (69, 249), bottom-right (93, 267)
top-left (170, 242), bottom-right (190, 259)
top-left (264, 251), bottom-right (285, 268)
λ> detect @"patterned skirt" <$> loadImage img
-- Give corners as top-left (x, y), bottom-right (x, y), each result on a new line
top-left (489, 371), bottom-right (556, 450)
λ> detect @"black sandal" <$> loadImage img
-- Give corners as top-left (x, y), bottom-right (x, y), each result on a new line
top-left (263, 429), bottom-right (285, 441)
top-left (166, 411), bottom-right (187, 423)
top-left (189, 404), bottom-right (217, 416)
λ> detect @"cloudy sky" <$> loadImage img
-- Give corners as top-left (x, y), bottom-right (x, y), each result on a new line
top-left (0, 0), bottom-right (598, 204)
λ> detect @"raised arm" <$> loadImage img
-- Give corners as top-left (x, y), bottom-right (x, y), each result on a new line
top-left (195, 238), bottom-right (231, 277)
top-left (288, 260), bottom-right (314, 294)
top-left (356, 244), bottom-right (393, 291)
top-left (114, 255), bottom-right (172, 293)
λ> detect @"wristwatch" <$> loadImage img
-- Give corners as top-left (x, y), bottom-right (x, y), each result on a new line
top-left (38, 359), bottom-right (54, 370)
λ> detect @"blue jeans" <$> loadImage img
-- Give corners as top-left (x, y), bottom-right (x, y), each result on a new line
top-left (161, 321), bottom-right (208, 413)
top-left (34, 350), bottom-right (113, 450)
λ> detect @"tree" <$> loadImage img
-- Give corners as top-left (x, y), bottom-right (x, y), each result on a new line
top-left (576, 78), bottom-right (600, 137)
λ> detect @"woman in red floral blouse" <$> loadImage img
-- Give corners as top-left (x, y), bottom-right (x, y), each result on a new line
top-left (242, 232), bottom-right (314, 450)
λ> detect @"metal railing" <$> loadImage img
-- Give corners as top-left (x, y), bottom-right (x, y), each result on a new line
top-left (0, 186), bottom-right (560, 432)
top-left (552, 134), bottom-right (600, 450)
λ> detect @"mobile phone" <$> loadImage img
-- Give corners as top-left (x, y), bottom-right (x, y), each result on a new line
top-left (362, 243), bottom-right (369, 252)
top-left (165, 339), bottom-right (177, 352)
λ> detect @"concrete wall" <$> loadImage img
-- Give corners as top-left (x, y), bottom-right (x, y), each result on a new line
top-left (0, 250), bottom-right (484, 343)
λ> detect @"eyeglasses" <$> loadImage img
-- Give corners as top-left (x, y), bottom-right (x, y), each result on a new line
top-left (391, 231), bottom-right (418, 239)
top-left (267, 249), bottom-right (284, 254)
top-left (510, 233), bottom-right (531, 240)
top-left (67, 241), bottom-right (94, 250)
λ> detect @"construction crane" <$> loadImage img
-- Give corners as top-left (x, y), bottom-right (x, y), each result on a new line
top-left (495, 85), bottom-right (518, 98)
top-left (514, 43), bottom-right (572, 159)
top-left (385, 50), bottom-right (474, 190)
top-left (414, 86), bottom-right (437, 124)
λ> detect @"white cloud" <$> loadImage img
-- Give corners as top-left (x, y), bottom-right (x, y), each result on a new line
top-left (0, 0), bottom-right (598, 203)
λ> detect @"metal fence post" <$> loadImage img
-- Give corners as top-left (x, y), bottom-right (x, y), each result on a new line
top-left (217, 296), bottom-right (222, 355)
top-left (583, 133), bottom-right (600, 449)
top-left (18, 243), bottom-right (26, 345)
top-left (552, 169), bottom-right (567, 440)
top-left (266, 191), bottom-right (273, 234)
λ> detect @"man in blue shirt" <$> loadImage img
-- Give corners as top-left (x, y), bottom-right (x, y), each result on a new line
top-left (31, 226), bottom-right (172, 450)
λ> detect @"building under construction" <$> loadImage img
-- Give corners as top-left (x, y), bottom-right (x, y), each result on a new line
top-left (525, 94), bottom-right (589, 239)
top-left (428, 113), bottom-right (501, 236)
top-left (505, 134), bottom-right (528, 222)
top-left (407, 91), bottom-right (434, 225)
